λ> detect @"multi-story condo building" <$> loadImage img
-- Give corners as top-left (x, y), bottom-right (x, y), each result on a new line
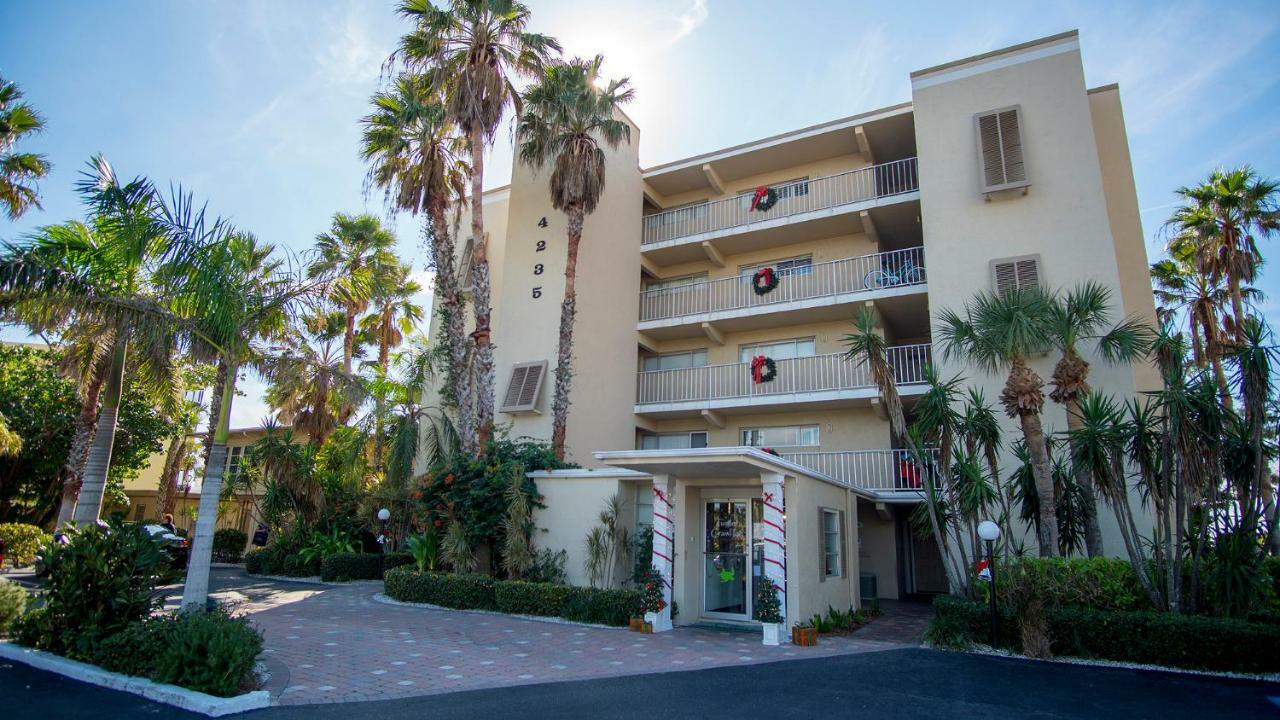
top-left (422, 31), bottom-right (1159, 635)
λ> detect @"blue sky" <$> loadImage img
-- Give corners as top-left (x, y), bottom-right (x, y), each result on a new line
top-left (2, 0), bottom-right (1279, 428)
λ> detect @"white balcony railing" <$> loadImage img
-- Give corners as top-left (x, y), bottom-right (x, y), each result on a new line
top-left (780, 448), bottom-right (940, 493)
top-left (639, 247), bottom-right (925, 323)
top-left (642, 157), bottom-right (919, 246)
top-left (635, 344), bottom-right (931, 406)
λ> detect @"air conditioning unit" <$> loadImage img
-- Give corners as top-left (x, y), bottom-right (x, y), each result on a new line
top-left (859, 572), bottom-right (878, 605)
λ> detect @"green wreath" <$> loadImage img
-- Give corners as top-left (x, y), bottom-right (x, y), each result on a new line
top-left (752, 267), bottom-right (779, 296)
top-left (751, 355), bottom-right (777, 384)
top-left (750, 186), bottom-right (778, 212)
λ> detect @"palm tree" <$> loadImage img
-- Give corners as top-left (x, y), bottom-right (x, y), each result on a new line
top-left (516, 55), bottom-right (633, 459)
top-left (359, 263), bottom-right (423, 468)
top-left (360, 73), bottom-right (473, 448)
top-left (1045, 281), bottom-right (1151, 557)
top-left (937, 287), bottom-right (1060, 557)
top-left (307, 213), bottom-right (399, 392)
top-left (0, 76), bottom-right (52, 220)
top-left (261, 332), bottom-right (364, 448)
top-left (1150, 251), bottom-right (1236, 405)
top-left (395, 0), bottom-right (560, 448)
top-left (1168, 167), bottom-right (1280, 344)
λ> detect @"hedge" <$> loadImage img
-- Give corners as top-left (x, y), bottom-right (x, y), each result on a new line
top-left (91, 609), bottom-right (262, 697)
top-left (384, 567), bottom-right (643, 627)
top-left (320, 552), bottom-right (414, 582)
top-left (212, 529), bottom-right (248, 563)
top-left (928, 595), bottom-right (1280, 673)
top-left (0, 523), bottom-right (51, 567)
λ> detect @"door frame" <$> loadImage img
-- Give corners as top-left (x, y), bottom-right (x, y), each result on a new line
top-left (699, 492), bottom-right (757, 622)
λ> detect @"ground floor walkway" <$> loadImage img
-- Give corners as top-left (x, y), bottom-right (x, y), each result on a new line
top-left (165, 569), bottom-right (913, 705)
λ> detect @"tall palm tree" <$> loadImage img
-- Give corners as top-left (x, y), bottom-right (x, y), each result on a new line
top-left (1045, 281), bottom-right (1151, 557)
top-left (308, 213), bottom-right (400, 383)
top-left (1150, 251), bottom-right (1236, 405)
top-left (360, 73), bottom-right (473, 448)
top-left (359, 263), bottom-right (423, 468)
top-left (395, 0), bottom-right (560, 449)
top-left (261, 332), bottom-right (364, 448)
top-left (0, 76), bottom-right (52, 220)
top-left (516, 55), bottom-right (633, 459)
top-left (938, 287), bottom-right (1060, 557)
top-left (1168, 167), bottom-right (1280, 344)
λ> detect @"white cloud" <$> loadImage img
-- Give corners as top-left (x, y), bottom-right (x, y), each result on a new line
top-left (669, 0), bottom-right (708, 45)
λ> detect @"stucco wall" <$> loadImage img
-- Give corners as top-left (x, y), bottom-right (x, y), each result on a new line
top-left (529, 472), bottom-right (630, 587)
top-left (856, 500), bottom-right (901, 599)
top-left (786, 475), bottom-right (858, 622)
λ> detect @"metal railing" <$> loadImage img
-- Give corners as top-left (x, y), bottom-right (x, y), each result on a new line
top-left (638, 247), bottom-right (925, 322)
top-left (780, 448), bottom-right (941, 492)
top-left (635, 344), bottom-right (931, 406)
top-left (641, 157), bottom-right (919, 246)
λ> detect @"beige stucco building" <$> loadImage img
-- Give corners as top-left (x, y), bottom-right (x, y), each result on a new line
top-left (423, 31), bottom-right (1159, 636)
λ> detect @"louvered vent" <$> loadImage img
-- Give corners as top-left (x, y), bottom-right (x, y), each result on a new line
top-left (991, 256), bottom-right (1042, 296)
top-left (500, 361), bottom-right (547, 413)
top-left (976, 106), bottom-right (1029, 194)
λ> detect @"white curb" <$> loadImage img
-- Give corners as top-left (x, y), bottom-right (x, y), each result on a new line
top-left (0, 641), bottom-right (270, 716)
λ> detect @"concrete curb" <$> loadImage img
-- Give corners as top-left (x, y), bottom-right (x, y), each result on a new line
top-left (372, 592), bottom-right (624, 630)
top-left (0, 641), bottom-right (270, 716)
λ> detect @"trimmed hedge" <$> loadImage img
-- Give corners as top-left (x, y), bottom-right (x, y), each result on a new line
top-left (996, 557), bottom-right (1150, 611)
top-left (93, 609), bottom-right (262, 697)
top-left (320, 552), bottom-right (414, 582)
top-left (212, 529), bottom-right (248, 563)
top-left (928, 595), bottom-right (1280, 673)
top-left (384, 567), bottom-right (643, 626)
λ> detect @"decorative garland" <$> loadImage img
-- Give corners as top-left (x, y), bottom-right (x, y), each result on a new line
top-left (638, 566), bottom-right (667, 613)
top-left (750, 185), bottom-right (778, 212)
top-left (760, 447), bottom-right (781, 457)
top-left (752, 267), bottom-right (779, 296)
top-left (750, 355), bottom-right (777, 384)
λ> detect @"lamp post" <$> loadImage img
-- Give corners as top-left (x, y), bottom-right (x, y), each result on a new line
top-left (977, 520), bottom-right (1001, 649)
top-left (377, 508), bottom-right (391, 552)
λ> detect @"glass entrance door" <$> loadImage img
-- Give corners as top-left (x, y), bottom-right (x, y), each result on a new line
top-left (706, 499), bottom-right (762, 617)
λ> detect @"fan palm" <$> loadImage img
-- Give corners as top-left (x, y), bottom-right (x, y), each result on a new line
top-left (360, 73), bottom-right (473, 448)
top-left (394, 0), bottom-right (561, 448)
top-left (261, 333), bottom-right (364, 448)
top-left (517, 55), bottom-right (633, 459)
top-left (1149, 251), bottom-right (1235, 405)
top-left (359, 264), bottom-right (423, 468)
top-left (0, 76), bottom-right (52, 220)
top-left (937, 286), bottom-right (1059, 556)
top-left (1045, 281), bottom-right (1152, 557)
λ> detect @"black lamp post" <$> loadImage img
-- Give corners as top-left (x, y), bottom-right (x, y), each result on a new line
top-left (977, 520), bottom-right (1001, 649)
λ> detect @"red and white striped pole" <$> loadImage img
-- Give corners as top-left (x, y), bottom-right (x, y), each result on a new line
top-left (761, 471), bottom-right (787, 640)
top-left (650, 474), bottom-right (675, 632)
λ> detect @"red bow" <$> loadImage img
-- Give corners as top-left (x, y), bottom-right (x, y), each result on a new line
top-left (749, 186), bottom-right (770, 211)
top-left (756, 267), bottom-right (774, 287)
top-left (751, 355), bottom-right (767, 384)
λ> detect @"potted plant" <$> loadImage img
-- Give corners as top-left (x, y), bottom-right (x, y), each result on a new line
top-left (638, 566), bottom-right (666, 632)
top-left (756, 578), bottom-right (785, 646)
top-left (792, 621), bottom-right (818, 646)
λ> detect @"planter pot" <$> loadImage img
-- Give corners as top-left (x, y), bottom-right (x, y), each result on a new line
top-left (792, 626), bottom-right (818, 647)
top-left (762, 622), bottom-right (785, 646)
top-left (641, 622), bottom-right (654, 634)
top-left (629, 618), bottom-right (644, 632)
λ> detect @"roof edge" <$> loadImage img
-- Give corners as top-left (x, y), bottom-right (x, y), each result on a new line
top-left (910, 30), bottom-right (1079, 79)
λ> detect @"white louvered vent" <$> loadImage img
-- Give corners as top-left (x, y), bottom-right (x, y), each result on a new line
top-left (990, 255), bottom-right (1042, 296)
top-left (458, 237), bottom-right (475, 292)
top-left (975, 106), bottom-right (1029, 194)
top-left (500, 361), bottom-right (547, 414)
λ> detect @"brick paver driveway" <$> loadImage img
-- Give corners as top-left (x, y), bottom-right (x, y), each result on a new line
top-left (177, 569), bottom-right (909, 706)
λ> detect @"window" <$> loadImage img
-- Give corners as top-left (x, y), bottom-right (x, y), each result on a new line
top-left (740, 425), bottom-right (819, 448)
top-left (639, 431), bottom-right (709, 450)
top-left (645, 273), bottom-right (708, 295)
top-left (227, 446), bottom-right (245, 483)
top-left (133, 504), bottom-right (147, 522)
top-left (990, 255), bottom-right (1042, 296)
top-left (821, 509), bottom-right (843, 578)
top-left (739, 255), bottom-right (813, 282)
top-left (500, 361), bottom-right (547, 413)
top-left (739, 337), bottom-right (816, 363)
top-left (635, 483), bottom-right (653, 531)
top-left (642, 349), bottom-right (708, 372)
top-left (975, 106), bottom-right (1028, 193)
top-left (738, 177), bottom-right (810, 210)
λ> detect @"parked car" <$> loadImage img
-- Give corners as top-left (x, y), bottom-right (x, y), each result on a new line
top-left (138, 523), bottom-right (190, 569)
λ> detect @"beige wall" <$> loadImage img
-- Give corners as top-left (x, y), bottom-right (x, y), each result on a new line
top-left (529, 473), bottom-right (632, 587)
top-left (856, 501), bottom-right (900, 599)
top-left (645, 231), bottom-right (880, 287)
top-left (643, 318), bottom-right (867, 367)
top-left (786, 475), bottom-right (858, 622)
top-left (643, 408), bottom-right (891, 454)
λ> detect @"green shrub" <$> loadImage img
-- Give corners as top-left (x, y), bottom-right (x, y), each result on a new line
top-left (0, 523), bottom-right (51, 567)
top-left (997, 557), bottom-right (1149, 611)
top-left (383, 552), bottom-right (414, 574)
top-left (211, 529), bottom-right (248, 563)
top-left (527, 548), bottom-right (568, 585)
top-left (244, 547), bottom-right (279, 575)
top-left (928, 595), bottom-right (1280, 673)
top-left (494, 581), bottom-right (574, 617)
top-left (14, 523), bottom-right (163, 659)
top-left (383, 567), bottom-right (641, 626)
top-left (93, 609), bottom-right (263, 697)
top-left (0, 577), bottom-right (27, 635)
top-left (320, 553), bottom-right (384, 582)
top-left (281, 553), bottom-right (320, 577)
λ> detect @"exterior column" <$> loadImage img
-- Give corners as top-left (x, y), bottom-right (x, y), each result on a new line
top-left (649, 473), bottom-right (675, 632)
top-left (761, 471), bottom-right (787, 629)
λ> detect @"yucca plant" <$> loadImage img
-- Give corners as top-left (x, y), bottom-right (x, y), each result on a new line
top-left (406, 531), bottom-right (440, 572)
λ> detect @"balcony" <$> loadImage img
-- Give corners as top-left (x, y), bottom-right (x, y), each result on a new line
top-left (780, 448), bottom-right (940, 494)
top-left (638, 247), bottom-right (925, 335)
top-left (635, 344), bottom-right (931, 415)
top-left (641, 157), bottom-right (919, 253)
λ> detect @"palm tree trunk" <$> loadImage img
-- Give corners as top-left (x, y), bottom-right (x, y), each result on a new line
top-left (373, 308), bottom-right (391, 470)
top-left (425, 209), bottom-right (472, 454)
top-left (1064, 398), bottom-right (1104, 557)
top-left (343, 306), bottom-right (357, 376)
top-left (551, 204), bottom-right (584, 460)
top-left (181, 360), bottom-right (237, 610)
top-left (157, 434), bottom-right (187, 517)
top-left (1019, 410), bottom-right (1059, 557)
top-left (203, 359), bottom-right (228, 466)
top-left (1200, 305), bottom-right (1233, 411)
top-left (72, 341), bottom-right (126, 526)
top-left (469, 127), bottom-right (495, 452)
top-left (55, 367), bottom-right (107, 527)
top-left (1227, 275), bottom-right (1247, 343)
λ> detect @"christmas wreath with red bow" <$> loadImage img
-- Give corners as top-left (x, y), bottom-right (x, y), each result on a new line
top-left (749, 185), bottom-right (778, 212)
top-left (752, 266), bottom-right (779, 296)
top-left (751, 355), bottom-right (777, 384)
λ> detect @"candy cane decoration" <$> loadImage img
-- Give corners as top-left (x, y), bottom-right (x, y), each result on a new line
top-left (650, 476), bottom-right (675, 632)
top-left (761, 475), bottom-right (787, 628)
